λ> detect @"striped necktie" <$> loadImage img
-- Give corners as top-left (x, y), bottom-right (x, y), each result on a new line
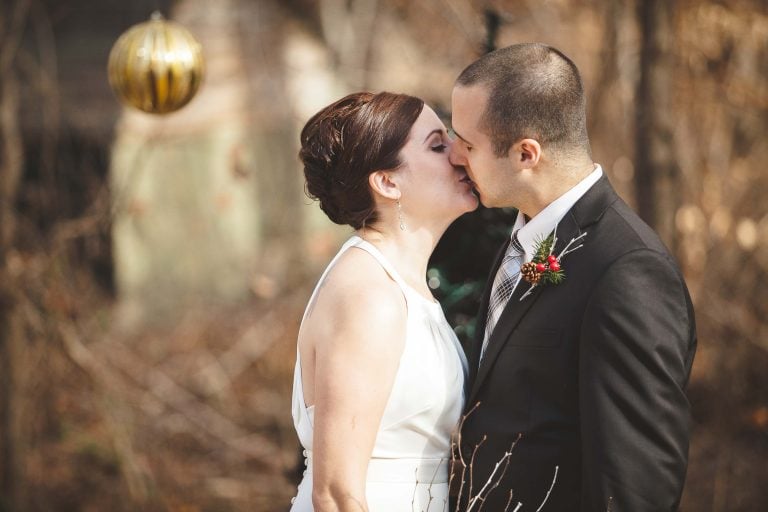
top-left (480, 232), bottom-right (524, 363)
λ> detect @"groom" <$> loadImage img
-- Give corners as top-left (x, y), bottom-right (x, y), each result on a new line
top-left (449, 44), bottom-right (697, 511)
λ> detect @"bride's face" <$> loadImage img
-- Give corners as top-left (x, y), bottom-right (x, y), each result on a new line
top-left (396, 106), bottom-right (479, 226)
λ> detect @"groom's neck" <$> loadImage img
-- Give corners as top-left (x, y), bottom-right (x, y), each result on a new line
top-left (520, 161), bottom-right (595, 218)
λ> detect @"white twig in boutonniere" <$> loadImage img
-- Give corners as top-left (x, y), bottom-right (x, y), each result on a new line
top-left (519, 231), bottom-right (587, 301)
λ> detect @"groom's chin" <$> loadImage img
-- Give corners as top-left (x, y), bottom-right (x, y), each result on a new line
top-left (476, 193), bottom-right (492, 209)
top-left (469, 188), bottom-right (481, 207)
top-left (475, 192), bottom-right (508, 210)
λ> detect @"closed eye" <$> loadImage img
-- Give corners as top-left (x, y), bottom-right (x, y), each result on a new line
top-left (431, 144), bottom-right (447, 153)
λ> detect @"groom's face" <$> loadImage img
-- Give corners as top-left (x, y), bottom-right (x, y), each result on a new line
top-left (450, 85), bottom-right (517, 208)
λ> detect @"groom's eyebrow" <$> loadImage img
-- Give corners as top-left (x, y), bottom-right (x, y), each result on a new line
top-left (451, 128), bottom-right (473, 146)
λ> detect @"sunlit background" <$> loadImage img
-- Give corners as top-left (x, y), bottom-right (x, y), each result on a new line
top-left (0, 0), bottom-right (766, 510)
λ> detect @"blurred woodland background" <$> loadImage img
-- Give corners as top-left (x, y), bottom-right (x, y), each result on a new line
top-left (0, 0), bottom-right (767, 510)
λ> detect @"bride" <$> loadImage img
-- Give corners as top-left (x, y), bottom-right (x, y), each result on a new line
top-left (290, 91), bottom-right (478, 511)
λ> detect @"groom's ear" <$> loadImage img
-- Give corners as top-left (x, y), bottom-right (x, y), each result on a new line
top-left (368, 170), bottom-right (401, 200)
top-left (513, 138), bottom-right (542, 169)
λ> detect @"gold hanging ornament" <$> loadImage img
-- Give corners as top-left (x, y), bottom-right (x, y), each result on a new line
top-left (108, 11), bottom-right (204, 114)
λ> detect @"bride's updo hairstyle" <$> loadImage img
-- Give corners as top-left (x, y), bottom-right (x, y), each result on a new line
top-left (300, 92), bottom-right (425, 229)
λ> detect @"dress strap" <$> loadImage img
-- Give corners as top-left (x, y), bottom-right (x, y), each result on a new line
top-left (351, 236), bottom-right (443, 309)
top-left (299, 236), bottom-right (361, 325)
top-left (348, 236), bottom-right (410, 294)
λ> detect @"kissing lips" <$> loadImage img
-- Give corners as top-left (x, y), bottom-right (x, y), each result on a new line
top-left (459, 172), bottom-right (478, 195)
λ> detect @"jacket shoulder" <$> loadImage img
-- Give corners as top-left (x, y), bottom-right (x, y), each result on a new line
top-left (590, 196), bottom-right (674, 261)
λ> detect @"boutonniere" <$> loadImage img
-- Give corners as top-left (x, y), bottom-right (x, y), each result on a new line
top-left (519, 231), bottom-right (587, 300)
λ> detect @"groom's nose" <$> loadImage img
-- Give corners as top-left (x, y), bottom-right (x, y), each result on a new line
top-left (449, 144), bottom-right (468, 167)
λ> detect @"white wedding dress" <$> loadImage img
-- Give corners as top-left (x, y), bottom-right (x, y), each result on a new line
top-left (290, 236), bottom-right (468, 511)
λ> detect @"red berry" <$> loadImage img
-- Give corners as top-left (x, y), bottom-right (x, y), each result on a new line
top-left (547, 255), bottom-right (558, 264)
top-left (535, 263), bottom-right (547, 273)
top-left (549, 261), bottom-right (561, 272)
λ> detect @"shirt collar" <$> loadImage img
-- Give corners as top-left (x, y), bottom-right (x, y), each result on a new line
top-left (513, 164), bottom-right (603, 261)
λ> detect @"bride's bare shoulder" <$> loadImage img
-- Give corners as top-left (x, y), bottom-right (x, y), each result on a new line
top-left (309, 246), bottom-right (406, 328)
top-left (330, 247), bottom-right (402, 304)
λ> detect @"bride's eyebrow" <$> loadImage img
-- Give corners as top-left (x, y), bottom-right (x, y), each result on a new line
top-left (422, 129), bottom-right (443, 144)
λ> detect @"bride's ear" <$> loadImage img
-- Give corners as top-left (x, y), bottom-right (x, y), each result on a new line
top-left (368, 170), bottom-right (401, 201)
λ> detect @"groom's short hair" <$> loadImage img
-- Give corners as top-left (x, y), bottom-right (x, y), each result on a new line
top-left (456, 43), bottom-right (591, 158)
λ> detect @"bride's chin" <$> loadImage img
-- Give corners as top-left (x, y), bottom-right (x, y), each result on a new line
top-left (462, 193), bottom-right (480, 212)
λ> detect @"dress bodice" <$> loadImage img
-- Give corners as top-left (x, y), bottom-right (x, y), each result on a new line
top-left (291, 235), bottom-right (467, 459)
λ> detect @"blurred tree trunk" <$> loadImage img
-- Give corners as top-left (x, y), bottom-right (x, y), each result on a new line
top-left (635, 0), bottom-right (678, 249)
top-left (589, 0), bottom-right (622, 138)
top-left (0, 1), bottom-right (28, 506)
top-left (111, 0), bottom-right (304, 325)
top-left (235, 0), bottom-right (306, 294)
top-left (318, 0), bottom-right (379, 89)
top-left (0, 59), bottom-right (21, 512)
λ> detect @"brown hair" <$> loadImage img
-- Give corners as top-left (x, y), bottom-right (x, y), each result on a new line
top-left (456, 43), bottom-right (591, 158)
top-left (299, 92), bottom-right (425, 229)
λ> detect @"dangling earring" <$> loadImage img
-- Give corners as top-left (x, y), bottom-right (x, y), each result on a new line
top-left (397, 199), bottom-right (406, 231)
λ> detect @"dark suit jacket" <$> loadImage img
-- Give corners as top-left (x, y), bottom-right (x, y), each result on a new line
top-left (454, 177), bottom-right (697, 511)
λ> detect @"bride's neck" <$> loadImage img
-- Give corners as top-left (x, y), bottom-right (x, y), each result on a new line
top-left (356, 225), bottom-right (440, 291)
